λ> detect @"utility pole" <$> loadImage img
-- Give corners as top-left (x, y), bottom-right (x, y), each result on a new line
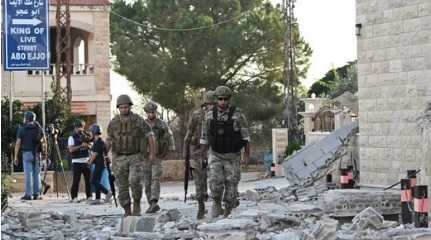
top-left (55, 0), bottom-right (72, 105)
top-left (283, 0), bottom-right (300, 143)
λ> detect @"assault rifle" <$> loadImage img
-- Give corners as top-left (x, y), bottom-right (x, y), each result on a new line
top-left (184, 143), bottom-right (191, 202)
top-left (105, 161), bottom-right (118, 207)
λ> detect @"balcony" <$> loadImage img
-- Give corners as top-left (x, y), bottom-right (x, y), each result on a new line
top-left (27, 63), bottom-right (95, 76)
top-left (13, 64), bottom-right (96, 99)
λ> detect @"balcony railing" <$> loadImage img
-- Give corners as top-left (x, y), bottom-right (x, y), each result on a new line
top-left (27, 64), bottom-right (95, 76)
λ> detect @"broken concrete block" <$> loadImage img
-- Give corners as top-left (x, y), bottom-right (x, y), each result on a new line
top-left (157, 209), bottom-right (181, 224)
top-left (272, 231), bottom-right (302, 240)
top-left (135, 216), bottom-right (156, 232)
top-left (197, 218), bottom-right (258, 231)
top-left (245, 190), bottom-right (259, 202)
top-left (129, 232), bottom-right (163, 239)
top-left (236, 208), bottom-right (264, 219)
top-left (258, 213), bottom-right (301, 232)
top-left (206, 230), bottom-right (256, 240)
top-left (351, 207), bottom-right (384, 231)
top-left (304, 217), bottom-right (338, 240)
top-left (321, 189), bottom-right (400, 217)
top-left (119, 216), bottom-right (139, 235)
top-left (162, 231), bottom-right (198, 239)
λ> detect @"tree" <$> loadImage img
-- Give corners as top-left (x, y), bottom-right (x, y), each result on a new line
top-left (110, 0), bottom-right (312, 148)
top-left (1, 98), bottom-right (24, 171)
top-left (308, 61), bottom-right (357, 98)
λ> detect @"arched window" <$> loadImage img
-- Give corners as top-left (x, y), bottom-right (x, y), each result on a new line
top-left (73, 36), bottom-right (87, 74)
top-left (312, 107), bottom-right (335, 132)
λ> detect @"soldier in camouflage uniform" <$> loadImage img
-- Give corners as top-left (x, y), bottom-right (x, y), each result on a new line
top-left (200, 86), bottom-right (250, 218)
top-left (143, 102), bottom-right (175, 213)
top-left (184, 91), bottom-right (215, 219)
top-left (106, 95), bottom-right (156, 216)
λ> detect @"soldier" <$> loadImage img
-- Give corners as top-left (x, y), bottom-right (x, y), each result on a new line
top-left (143, 101), bottom-right (175, 213)
top-left (200, 86), bottom-right (250, 218)
top-left (106, 94), bottom-right (156, 216)
top-left (184, 91), bottom-right (215, 219)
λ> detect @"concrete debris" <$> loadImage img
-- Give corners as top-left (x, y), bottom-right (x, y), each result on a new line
top-left (259, 213), bottom-right (301, 231)
top-left (206, 231), bottom-right (257, 240)
top-left (303, 217), bottom-right (338, 240)
top-left (351, 207), bottom-right (384, 230)
top-left (320, 189), bottom-right (400, 217)
top-left (157, 208), bottom-right (182, 223)
top-left (271, 231), bottom-right (302, 240)
top-left (197, 218), bottom-right (259, 231)
top-left (3, 180), bottom-right (430, 240)
top-left (282, 121), bottom-right (359, 187)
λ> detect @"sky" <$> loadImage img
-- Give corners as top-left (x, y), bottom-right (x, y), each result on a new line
top-left (110, 0), bottom-right (357, 109)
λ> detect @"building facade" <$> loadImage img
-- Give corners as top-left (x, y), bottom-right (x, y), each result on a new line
top-left (357, 0), bottom-right (431, 190)
top-left (2, 0), bottom-right (111, 131)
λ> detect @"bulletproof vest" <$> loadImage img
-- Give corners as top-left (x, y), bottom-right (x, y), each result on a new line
top-left (71, 132), bottom-right (90, 159)
top-left (147, 119), bottom-right (169, 158)
top-left (20, 122), bottom-right (43, 152)
top-left (208, 106), bottom-right (246, 153)
top-left (110, 113), bottom-right (142, 155)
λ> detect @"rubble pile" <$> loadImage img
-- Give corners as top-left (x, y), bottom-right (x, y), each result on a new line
top-left (1, 209), bottom-right (119, 240)
top-left (337, 208), bottom-right (431, 240)
top-left (2, 196), bottom-right (431, 240)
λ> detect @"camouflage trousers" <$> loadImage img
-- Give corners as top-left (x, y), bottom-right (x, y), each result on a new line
top-left (143, 159), bottom-right (162, 203)
top-left (111, 153), bottom-right (144, 208)
top-left (208, 150), bottom-right (241, 209)
top-left (190, 157), bottom-right (208, 202)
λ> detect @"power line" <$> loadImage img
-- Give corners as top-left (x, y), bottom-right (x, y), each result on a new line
top-left (110, 10), bottom-right (247, 32)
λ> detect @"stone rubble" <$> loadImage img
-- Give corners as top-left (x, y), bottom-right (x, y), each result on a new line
top-left (2, 187), bottom-right (431, 240)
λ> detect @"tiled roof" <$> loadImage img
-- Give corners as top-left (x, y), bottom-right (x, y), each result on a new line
top-left (49, 0), bottom-right (111, 6)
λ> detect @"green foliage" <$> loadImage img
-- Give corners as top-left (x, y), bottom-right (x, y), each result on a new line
top-left (110, 0), bottom-right (312, 143)
top-left (1, 97), bottom-right (78, 173)
top-left (1, 175), bottom-right (12, 212)
top-left (1, 98), bottom-right (24, 161)
top-left (308, 61), bottom-right (357, 98)
top-left (284, 141), bottom-right (301, 158)
top-left (30, 99), bottom-right (77, 137)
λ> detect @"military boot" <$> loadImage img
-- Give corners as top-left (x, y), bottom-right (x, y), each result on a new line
top-left (123, 204), bottom-right (132, 217)
top-left (211, 200), bottom-right (223, 218)
top-left (223, 206), bottom-right (232, 218)
top-left (197, 200), bottom-right (205, 219)
top-left (132, 201), bottom-right (141, 216)
top-left (146, 200), bottom-right (160, 214)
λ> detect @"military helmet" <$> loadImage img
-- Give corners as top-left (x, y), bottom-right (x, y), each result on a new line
top-left (203, 90), bottom-right (215, 104)
top-left (116, 94), bottom-right (133, 107)
top-left (73, 119), bottom-right (85, 128)
top-left (24, 111), bottom-right (36, 122)
top-left (144, 101), bottom-right (158, 112)
top-left (214, 85), bottom-right (232, 98)
top-left (89, 124), bottom-right (102, 135)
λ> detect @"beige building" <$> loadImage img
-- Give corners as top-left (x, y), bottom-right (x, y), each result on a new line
top-left (2, 0), bottom-right (111, 131)
top-left (300, 93), bottom-right (358, 146)
top-left (357, 0), bottom-right (431, 192)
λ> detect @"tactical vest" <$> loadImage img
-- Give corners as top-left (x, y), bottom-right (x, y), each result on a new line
top-left (208, 106), bottom-right (246, 153)
top-left (71, 132), bottom-right (90, 159)
top-left (147, 119), bottom-right (169, 158)
top-left (110, 113), bottom-right (142, 155)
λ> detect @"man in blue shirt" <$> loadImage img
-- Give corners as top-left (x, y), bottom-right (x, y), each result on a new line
top-left (14, 111), bottom-right (46, 200)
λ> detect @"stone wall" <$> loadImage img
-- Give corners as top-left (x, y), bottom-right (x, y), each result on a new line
top-left (357, 0), bottom-right (431, 191)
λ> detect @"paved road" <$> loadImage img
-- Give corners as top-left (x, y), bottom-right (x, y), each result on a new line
top-left (7, 172), bottom-right (290, 218)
